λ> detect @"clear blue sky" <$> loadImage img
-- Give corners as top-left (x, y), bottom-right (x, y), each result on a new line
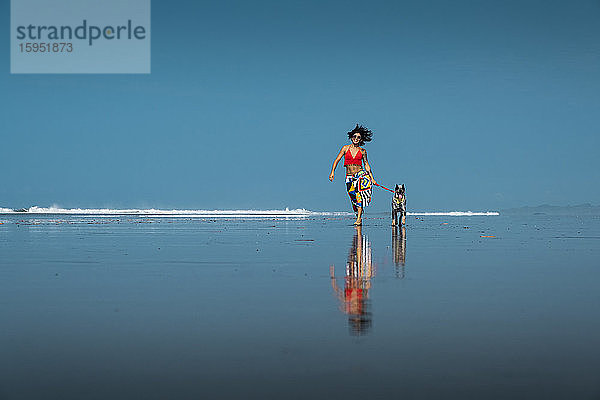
top-left (2, 0), bottom-right (599, 211)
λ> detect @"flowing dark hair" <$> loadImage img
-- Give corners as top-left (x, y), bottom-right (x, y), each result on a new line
top-left (347, 124), bottom-right (373, 146)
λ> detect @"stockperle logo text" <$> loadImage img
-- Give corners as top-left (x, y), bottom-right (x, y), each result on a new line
top-left (15, 20), bottom-right (147, 46)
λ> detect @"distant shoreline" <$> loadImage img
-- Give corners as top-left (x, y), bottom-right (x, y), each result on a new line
top-left (501, 204), bottom-right (600, 216)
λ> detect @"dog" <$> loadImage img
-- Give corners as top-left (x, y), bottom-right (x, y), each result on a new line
top-left (392, 224), bottom-right (406, 274)
top-left (392, 184), bottom-right (406, 226)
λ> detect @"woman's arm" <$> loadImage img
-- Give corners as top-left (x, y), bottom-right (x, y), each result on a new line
top-left (362, 149), bottom-right (377, 184)
top-left (330, 265), bottom-right (343, 299)
top-left (329, 145), bottom-right (347, 181)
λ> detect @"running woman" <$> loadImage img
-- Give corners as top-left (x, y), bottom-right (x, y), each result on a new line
top-left (329, 124), bottom-right (377, 225)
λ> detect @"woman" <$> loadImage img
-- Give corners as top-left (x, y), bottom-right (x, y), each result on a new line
top-left (330, 225), bottom-right (374, 335)
top-left (329, 124), bottom-right (377, 225)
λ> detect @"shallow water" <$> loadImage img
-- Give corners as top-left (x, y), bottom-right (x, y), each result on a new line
top-left (1, 214), bottom-right (599, 399)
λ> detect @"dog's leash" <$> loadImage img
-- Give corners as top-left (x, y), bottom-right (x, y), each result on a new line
top-left (373, 182), bottom-right (394, 193)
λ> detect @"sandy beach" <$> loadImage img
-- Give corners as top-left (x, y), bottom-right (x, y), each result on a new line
top-left (0, 212), bottom-right (598, 399)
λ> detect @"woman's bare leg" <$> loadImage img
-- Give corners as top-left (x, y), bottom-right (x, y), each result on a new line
top-left (354, 207), bottom-right (363, 225)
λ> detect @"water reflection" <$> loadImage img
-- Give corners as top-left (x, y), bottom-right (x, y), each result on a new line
top-left (392, 225), bottom-right (407, 278)
top-left (330, 225), bottom-right (374, 336)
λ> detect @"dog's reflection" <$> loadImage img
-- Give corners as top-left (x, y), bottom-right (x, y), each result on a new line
top-left (330, 225), bottom-right (374, 336)
top-left (392, 225), bottom-right (407, 278)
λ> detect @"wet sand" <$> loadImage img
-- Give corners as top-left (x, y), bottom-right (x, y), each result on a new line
top-left (1, 214), bottom-right (599, 399)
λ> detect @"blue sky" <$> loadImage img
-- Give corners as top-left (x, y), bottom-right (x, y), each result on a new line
top-left (2, 0), bottom-right (599, 211)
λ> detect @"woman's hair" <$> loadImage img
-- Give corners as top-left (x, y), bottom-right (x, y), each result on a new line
top-left (347, 124), bottom-right (373, 146)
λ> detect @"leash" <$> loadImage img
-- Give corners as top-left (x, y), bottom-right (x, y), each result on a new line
top-left (373, 182), bottom-right (394, 193)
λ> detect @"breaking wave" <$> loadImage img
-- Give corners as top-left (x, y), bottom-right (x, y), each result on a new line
top-left (0, 206), bottom-right (499, 217)
top-left (408, 211), bottom-right (499, 216)
top-left (0, 206), bottom-right (348, 217)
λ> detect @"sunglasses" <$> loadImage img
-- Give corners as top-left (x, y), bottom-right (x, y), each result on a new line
top-left (352, 134), bottom-right (361, 139)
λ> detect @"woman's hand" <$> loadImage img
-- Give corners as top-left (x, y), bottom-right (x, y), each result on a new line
top-left (329, 173), bottom-right (334, 181)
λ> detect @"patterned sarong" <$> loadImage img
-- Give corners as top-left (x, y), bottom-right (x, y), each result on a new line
top-left (345, 170), bottom-right (372, 208)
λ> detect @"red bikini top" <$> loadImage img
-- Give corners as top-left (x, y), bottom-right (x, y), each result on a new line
top-left (344, 147), bottom-right (363, 166)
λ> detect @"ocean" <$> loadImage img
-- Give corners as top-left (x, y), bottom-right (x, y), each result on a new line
top-left (1, 210), bottom-right (599, 399)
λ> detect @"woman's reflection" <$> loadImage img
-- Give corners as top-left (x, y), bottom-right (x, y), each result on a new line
top-left (392, 225), bottom-right (407, 278)
top-left (330, 225), bottom-right (374, 336)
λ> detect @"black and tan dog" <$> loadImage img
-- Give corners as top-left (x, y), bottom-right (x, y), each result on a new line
top-left (392, 184), bottom-right (406, 226)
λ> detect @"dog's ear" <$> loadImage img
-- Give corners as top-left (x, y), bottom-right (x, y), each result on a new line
top-left (395, 184), bottom-right (399, 191)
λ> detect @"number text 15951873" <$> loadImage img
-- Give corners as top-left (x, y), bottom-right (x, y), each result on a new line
top-left (19, 42), bottom-right (73, 52)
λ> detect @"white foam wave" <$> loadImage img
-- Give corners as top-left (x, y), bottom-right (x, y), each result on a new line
top-left (408, 211), bottom-right (499, 216)
top-left (0, 206), bottom-right (500, 217)
top-left (0, 206), bottom-right (348, 217)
